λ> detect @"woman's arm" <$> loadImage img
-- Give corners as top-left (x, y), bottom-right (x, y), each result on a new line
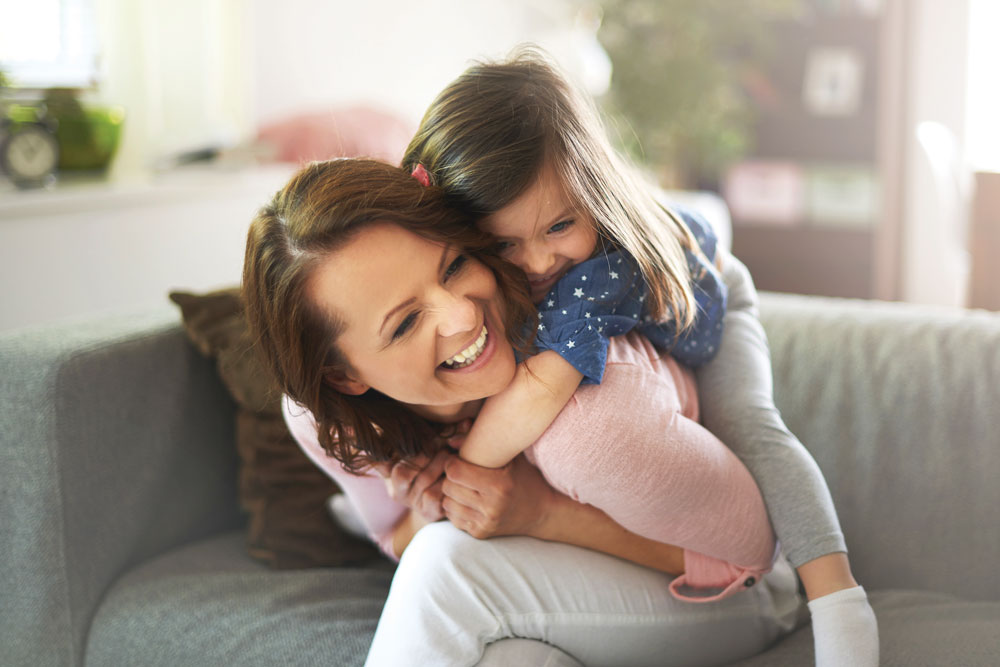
top-left (459, 351), bottom-right (583, 469)
top-left (442, 454), bottom-right (686, 575)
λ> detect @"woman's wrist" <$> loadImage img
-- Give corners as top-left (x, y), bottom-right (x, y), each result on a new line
top-left (524, 484), bottom-right (573, 540)
top-left (529, 491), bottom-right (686, 575)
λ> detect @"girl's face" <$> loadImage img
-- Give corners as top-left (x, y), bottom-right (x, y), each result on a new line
top-left (479, 164), bottom-right (598, 303)
top-left (308, 222), bottom-right (517, 423)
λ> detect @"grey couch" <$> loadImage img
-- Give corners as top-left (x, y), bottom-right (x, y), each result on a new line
top-left (3, 293), bottom-right (999, 667)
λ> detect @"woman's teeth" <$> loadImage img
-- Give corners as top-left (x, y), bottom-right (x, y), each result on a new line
top-left (442, 326), bottom-right (488, 369)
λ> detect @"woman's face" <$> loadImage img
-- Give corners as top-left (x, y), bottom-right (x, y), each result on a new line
top-left (479, 164), bottom-right (598, 303)
top-left (308, 222), bottom-right (517, 423)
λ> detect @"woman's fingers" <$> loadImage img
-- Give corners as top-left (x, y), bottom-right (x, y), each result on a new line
top-left (385, 449), bottom-right (451, 521)
top-left (441, 495), bottom-right (489, 539)
top-left (444, 456), bottom-right (552, 538)
top-left (440, 472), bottom-right (482, 507)
top-left (410, 450), bottom-right (451, 520)
top-left (444, 456), bottom-right (514, 500)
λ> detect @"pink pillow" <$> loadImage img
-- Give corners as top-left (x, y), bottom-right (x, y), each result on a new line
top-left (257, 106), bottom-right (414, 165)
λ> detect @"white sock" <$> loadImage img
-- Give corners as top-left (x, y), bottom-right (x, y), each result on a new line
top-left (326, 493), bottom-right (370, 540)
top-left (807, 585), bottom-right (879, 667)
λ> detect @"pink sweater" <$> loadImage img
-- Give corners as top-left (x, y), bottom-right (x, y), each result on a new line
top-left (284, 331), bottom-right (777, 603)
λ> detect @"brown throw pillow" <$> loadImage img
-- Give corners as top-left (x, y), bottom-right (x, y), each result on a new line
top-left (169, 287), bottom-right (379, 569)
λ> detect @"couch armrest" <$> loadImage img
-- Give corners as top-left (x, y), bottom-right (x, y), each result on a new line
top-left (760, 293), bottom-right (1000, 601)
top-left (0, 309), bottom-right (242, 667)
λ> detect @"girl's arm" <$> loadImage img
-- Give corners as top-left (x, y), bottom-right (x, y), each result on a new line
top-left (458, 350), bottom-right (583, 468)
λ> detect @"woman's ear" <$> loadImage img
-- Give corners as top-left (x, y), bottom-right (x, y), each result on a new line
top-left (325, 371), bottom-right (370, 396)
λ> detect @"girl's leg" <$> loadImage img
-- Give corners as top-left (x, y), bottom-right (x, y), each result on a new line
top-left (365, 522), bottom-right (803, 667)
top-left (696, 252), bottom-right (877, 666)
top-left (695, 250), bottom-right (846, 567)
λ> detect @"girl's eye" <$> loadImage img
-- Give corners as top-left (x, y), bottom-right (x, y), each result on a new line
top-left (444, 254), bottom-right (468, 279)
top-left (392, 312), bottom-right (418, 340)
top-left (548, 219), bottom-right (574, 234)
top-left (494, 241), bottom-right (514, 254)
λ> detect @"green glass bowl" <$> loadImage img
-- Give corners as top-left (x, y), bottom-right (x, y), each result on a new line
top-left (54, 106), bottom-right (125, 171)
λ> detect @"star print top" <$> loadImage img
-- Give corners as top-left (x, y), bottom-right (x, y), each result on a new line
top-left (534, 204), bottom-right (726, 384)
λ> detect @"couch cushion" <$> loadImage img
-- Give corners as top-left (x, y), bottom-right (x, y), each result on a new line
top-left (1, 310), bottom-right (242, 667)
top-left (169, 289), bottom-right (379, 569)
top-left (732, 589), bottom-right (1000, 667)
top-left (85, 531), bottom-right (395, 667)
top-left (759, 294), bottom-right (1000, 601)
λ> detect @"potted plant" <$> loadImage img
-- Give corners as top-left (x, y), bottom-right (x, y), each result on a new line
top-left (597, 0), bottom-right (801, 188)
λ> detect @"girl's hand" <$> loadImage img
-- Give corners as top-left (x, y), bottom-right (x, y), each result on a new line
top-left (372, 449), bottom-right (452, 524)
top-left (441, 454), bottom-right (556, 539)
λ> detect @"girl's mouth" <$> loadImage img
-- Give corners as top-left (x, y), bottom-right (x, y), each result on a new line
top-left (528, 270), bottom-right (562, 297)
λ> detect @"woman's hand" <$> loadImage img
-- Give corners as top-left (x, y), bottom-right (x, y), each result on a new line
top-left (443, 453), bottom-right (686, 575)
top-left (373, 449), bottom-right (453, 524)
top-left (441, 454), bottom-right (556, 539)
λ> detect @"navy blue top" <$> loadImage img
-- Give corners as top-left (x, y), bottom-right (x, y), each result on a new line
top-left (533, 205), bottom-right (727, 384)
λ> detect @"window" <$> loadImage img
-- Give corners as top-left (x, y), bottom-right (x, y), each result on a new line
top-left (967, 0), bottom-right (1000, 171)
top-left (0, 0), bottom-right (98, 88)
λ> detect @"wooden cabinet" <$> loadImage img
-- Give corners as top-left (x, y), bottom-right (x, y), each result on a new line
top-left (728, 1), bottom-right (906, 300)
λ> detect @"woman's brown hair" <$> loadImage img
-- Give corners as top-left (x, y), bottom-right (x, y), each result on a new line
top-left (403, 46), bottom-right (700, 331)
top-left (242, 158), bottom-right (536, 473)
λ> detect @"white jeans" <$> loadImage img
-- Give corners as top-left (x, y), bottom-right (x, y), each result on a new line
top-left (365, 522), bottom-right (804, 667)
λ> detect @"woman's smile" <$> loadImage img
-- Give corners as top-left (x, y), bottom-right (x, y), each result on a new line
top-left (440, 324), bottom-right (489, 369)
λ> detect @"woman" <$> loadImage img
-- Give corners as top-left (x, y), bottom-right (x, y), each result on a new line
top-left (243, 158), bottom-right (802, 666)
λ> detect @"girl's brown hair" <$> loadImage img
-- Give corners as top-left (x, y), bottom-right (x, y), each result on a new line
top-left (403, 46), bottom-right (699, 330)
top-left (242, 158), bottom-right (536, 473)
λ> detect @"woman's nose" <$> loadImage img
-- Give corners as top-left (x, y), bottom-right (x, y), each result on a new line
top-left (435, 290), bottom-right (478, 339)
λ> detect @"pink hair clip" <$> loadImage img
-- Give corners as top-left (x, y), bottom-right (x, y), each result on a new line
top-left (410, 163), bottom-right (431, 187)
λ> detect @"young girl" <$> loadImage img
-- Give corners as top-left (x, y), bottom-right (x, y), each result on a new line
top-left (412, 158), bottom-right (727, 472)
top-left (402, 47), bottom-right (879, 667)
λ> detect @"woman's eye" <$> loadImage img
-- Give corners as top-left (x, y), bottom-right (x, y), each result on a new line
top-left (444, 254), bottom-right (468, 279)
top-left (548, 219), bottom-right (574, 234)
top-left (392, 312), bottom-right (418, 340)
top-left (494, 241), bottom-right (514, 254)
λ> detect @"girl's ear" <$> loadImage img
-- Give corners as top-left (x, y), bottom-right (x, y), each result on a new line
top-left (325, 371), bottom-right (370, 396)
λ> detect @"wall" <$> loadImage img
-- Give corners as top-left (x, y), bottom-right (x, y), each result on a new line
top-left (248, 0), bottom-right (607, 128)
top-left (0, 166), bottom-right (295, 331)
top-left (1, 1), bottom-right (605, 332)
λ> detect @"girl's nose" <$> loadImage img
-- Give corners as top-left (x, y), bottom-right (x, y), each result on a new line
top-left (435, 290), bottom-right (478, 339)
top-left (517, 242), bottom-right (554, 277)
